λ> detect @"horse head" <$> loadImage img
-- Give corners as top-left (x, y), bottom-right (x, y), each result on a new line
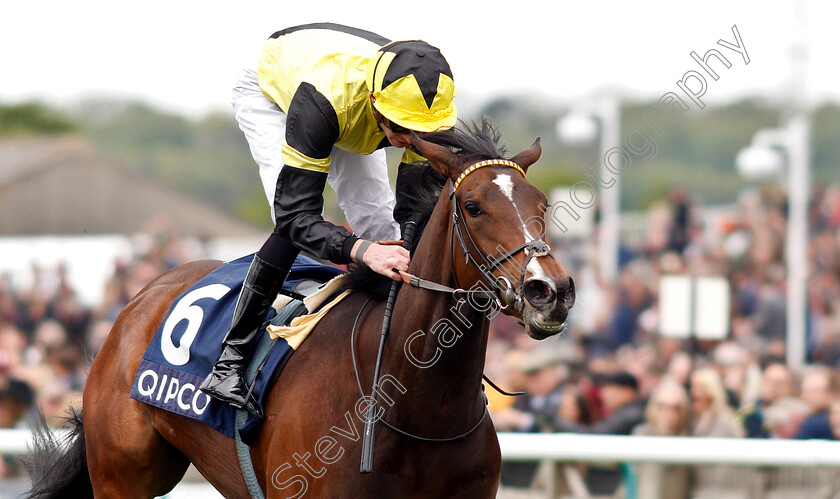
top-left (412, 127), bottom-right (575, 340)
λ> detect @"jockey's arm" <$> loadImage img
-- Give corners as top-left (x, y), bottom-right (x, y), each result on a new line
top-left (274, 84), bottom-right (409, 279)
top-left (273, 166), bottom-right (357, 263)
top-left (272, 83), bottom-right (358, 264)
top-left (273, 168), bottom-right (408, 281)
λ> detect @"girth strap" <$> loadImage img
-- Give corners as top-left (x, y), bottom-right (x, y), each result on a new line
top-left (234, 299), bottom-right (306, 499)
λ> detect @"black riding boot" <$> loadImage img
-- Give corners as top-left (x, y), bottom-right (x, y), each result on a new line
top-left (199, 254), bottom-right (288, 419)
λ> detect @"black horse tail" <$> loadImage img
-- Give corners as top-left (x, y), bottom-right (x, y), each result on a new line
top-left (24, 408), bottom-right (93, 499)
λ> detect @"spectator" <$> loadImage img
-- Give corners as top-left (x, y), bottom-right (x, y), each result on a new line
top-left (738, 362), bottom-right (794, 438)
top-left (666, 351), bottom-right (692, 387)
top-left (690, 368), bottom-right (743, 438)
top-left (555, 385), bottom-right (595, 427)
top-left (554, 371), bottom-right (644, 435)
top-left (24, 319), bottom-right (68, 366)
top-left (492, 347), bottom-right (566, 433)
top-left (795, 366), bottom-right (836, 439)
top-left (596, 263), bottom-right (653, 350)
top-left (0, 377), bottom-right (34, 478)
top-left (763, 396), bottom-right (811, 439)
top-left (753, 277), bottom-right (787, 343)
top-left (493, 347), bottom-right (565, 489)
top-left (829, 397), bottom-right (840, 440)
top-left (0, 324), bottom-right (26, 372)
top-left (0, 377), bottom-right (33, 428)
top-left (667, 187), bottom-right (690, 254)
top-left (633, 378), bottom-right (690, 437)
top-left (713, 341), bottom-right (758, 409)
top-left (85, 319), bottom-right (114, 357)
top-left (549, 371), bottom-right (644, 497)
top-left (632, 378), bottom-right (690, 499)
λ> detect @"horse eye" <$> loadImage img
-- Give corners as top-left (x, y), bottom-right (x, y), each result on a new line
top-left (464, 202), bottom-right (482, 217)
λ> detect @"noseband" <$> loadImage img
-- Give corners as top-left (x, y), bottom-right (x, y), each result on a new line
top-left (449, 159), bottom-right (552, 312)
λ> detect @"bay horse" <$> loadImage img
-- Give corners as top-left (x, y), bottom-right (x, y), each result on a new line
top-left (26, 121), bottom-right (575, 498)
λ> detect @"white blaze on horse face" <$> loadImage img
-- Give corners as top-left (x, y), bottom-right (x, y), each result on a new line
top-left (527, 257), bottom-right (550, 282)
top-left (492, 172), bottom-right (548, 279)
top-left (492, 173), bottom-right (537, 243)
top-left (493, 173), bottom-right (514, 202)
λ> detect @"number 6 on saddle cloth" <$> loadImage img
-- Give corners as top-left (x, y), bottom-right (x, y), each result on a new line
top-left (130, 253), bottom-right (343, 441)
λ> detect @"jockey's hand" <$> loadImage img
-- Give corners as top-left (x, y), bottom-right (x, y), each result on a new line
top-left (351, 240), bottom-right (409, 281)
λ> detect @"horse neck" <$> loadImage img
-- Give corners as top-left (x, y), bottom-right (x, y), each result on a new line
top-left (385, 189), bottom-right (490, 429)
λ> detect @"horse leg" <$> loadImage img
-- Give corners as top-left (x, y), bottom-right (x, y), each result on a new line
top-left (82, 277), bottom-right (198, 498)
top-left (84, 374), bottom-right (191, 498)
top-left (151, 408), bottom-right (251, 497)
top-left (82, 259), bottom-right (248, 497)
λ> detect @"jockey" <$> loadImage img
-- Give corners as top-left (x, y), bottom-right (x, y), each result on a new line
top-left (199, 23), bottom-right (457, 418)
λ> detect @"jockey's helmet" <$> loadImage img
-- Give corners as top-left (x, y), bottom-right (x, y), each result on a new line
top-left (366, 40), bottom-right (457, 133)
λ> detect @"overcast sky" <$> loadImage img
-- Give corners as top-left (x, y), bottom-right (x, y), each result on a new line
top-left (1, 0), bottom-right (834, 116)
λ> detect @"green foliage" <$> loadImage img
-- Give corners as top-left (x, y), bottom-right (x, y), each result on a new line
top-left (620, 98), bottom-right (779, 173)
top-left (5, 96), bottom-right (840, 225)
top-left (0, 102), bottom-right (77, 135)
top-left (474, 95), bottom-right (836, 210)
top-left (811, 103), bottom-right (840, 184)
top-left (622, 160), bottom-right (747, 209)
top-left (236, 186), bottom-right (275, 229)
top-left (73, 101), bottom-right (355, 227)
top-left (525, 160), bottom-right (587, 194)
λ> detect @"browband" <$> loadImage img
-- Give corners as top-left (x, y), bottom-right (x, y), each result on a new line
top-left (452, 159), bottom-right (526, 192)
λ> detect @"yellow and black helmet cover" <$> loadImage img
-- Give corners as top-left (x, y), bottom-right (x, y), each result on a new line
top-left (366, 40), bottom-right (457, 133)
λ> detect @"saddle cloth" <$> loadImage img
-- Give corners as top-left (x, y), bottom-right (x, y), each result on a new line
top-left (129, 253), bottom-right (344, 438)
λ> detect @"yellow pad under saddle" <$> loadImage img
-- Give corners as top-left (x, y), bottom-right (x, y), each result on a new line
top-left (266, 274), bottom-right (352, 349)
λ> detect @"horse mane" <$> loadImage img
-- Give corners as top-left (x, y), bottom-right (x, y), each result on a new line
top-left (339, 118), bottom-right (507, 300)
top-left (421, 117), bottom-right (508, 162)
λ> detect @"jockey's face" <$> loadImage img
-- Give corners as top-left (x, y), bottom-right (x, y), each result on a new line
top-left (381, 120), bottom-right (413, 148)
top-left (370, 94), bottom-right (418, 149)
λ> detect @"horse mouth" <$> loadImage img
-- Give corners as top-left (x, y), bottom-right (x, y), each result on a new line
top-left (523, 309), bottom-right (568, 340)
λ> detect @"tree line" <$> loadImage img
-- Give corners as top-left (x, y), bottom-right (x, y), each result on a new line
top-left (3, 97), bottom-right (839, 226)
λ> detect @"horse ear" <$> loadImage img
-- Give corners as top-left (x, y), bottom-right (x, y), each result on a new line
top-left (411, 132), bottom-right (462, 177)
top-left (509, 137), bottom-right (542, 173)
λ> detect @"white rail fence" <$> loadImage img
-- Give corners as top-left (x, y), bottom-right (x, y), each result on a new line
top-left (5, 430), bottom-right (840, 497)
top-left (497, 432), bottom-right (840, 468)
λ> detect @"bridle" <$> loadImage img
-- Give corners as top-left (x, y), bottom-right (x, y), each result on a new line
top-left (353, 158), bottom-right (551, 444)
top-left (401, 158), bottom-right (552, 313)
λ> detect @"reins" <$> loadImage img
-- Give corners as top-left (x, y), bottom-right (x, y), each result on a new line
top-left (360, 221), bottom-right (417, 474)
top-left (350, 297), bottom-right (489, 443)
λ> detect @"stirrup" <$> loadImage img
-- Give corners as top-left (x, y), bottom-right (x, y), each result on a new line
top-left (237, 380), bottom-right (265, 419)
top-left (236, 396), bottom-right (265, 420)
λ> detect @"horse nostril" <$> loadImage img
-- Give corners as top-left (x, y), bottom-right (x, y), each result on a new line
top-left (557, 276), bottom-right (576, 306)
top-left (522, 278), bottom-right (556, 307)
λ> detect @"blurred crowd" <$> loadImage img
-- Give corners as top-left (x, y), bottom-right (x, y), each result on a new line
top-left (485, 183), bottom-right (840, 494)
top-left (2, 183), bottom-right (840, 486)
top-left (0, 218), bottom-right (200, 477)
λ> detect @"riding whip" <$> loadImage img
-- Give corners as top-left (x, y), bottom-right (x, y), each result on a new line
top-left (360, 220), bottom-right (416, 474)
